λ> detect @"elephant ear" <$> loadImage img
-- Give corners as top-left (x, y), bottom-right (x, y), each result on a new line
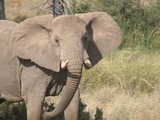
top-left (76, 12), bottom-right (122, 68)
top-left (10, 14), bottom-right (61, 72)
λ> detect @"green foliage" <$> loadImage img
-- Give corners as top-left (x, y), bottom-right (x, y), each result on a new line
top-left (43, 102), bottom-right (64, 120)
top-left (67, 0), bottom-right (90, 14)
top-left (117, 0), bottom-right (160, 49)
top-left (42, 99), bottom-right (91, 120)
top-left (0, 99), bottom-right (103, 120)
top-left (94, 108), bottom-right (103, 120)
top-left (78, 99), bottom-right (90, 120)
top-left (0, 102), bottom-right (26, 120)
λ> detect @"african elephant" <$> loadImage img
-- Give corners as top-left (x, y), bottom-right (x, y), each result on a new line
top-left (0, 12), bottom-right (122, 120)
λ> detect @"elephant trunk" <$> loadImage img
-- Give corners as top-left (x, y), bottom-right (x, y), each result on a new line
top-left (42, 59), bottom-right (82, 118)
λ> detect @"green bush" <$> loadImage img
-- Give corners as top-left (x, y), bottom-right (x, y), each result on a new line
top-left (0, 102), bottom-right (26, 120)
top-left (94, 108), bottom-right (103, 120)
top-left (0, 99), bottom-right (103, 120)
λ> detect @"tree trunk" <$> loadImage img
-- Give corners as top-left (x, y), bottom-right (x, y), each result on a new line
top-left (50, 0), bottom-right (66, 17)
top-left (0, 0), bottom-right (5, 19)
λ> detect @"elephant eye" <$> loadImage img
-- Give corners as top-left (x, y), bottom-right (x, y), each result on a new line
top-left (55, 39), bottom-right (58, 43)
top-left (54, 39), bottom-right (60, 46)
top-left (83, 33), bottom-right (88, 40)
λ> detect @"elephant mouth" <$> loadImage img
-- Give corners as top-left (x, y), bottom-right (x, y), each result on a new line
top-left (60, 58), bottom-right (92, 69)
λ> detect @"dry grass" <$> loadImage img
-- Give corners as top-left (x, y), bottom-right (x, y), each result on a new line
top-left (4, 0), bottom-right (76, 20)
top-left (80, 47), bottom-right (160, 120)
top-left (81, 86), bottom-right (160, 120)
top-left (82, 48), bottom-right (160, 94)
top-left (5, 0), bottom-right (48, 20)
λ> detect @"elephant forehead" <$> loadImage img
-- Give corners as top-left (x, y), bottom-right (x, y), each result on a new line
top-left (51, 15), bottom-right (87, 34)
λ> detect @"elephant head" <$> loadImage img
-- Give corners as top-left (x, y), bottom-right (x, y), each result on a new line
top-left (10, 12), bottom-right (122, 117)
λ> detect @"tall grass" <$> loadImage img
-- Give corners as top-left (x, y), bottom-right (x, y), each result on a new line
top-left (81, 47), bottom-right (160, 94)
top-left (81, 86), bottom-right (160, 120)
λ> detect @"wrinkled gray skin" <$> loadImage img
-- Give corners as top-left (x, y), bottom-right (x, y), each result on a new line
top-left (0, 12), bottom-right (122, 120)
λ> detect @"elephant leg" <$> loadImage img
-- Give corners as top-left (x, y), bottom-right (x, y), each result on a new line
top-left (24, 94), bottom-right (45, 120)
top-left (64, 89), bottom-right (80, 120)
top-left (20, 62), bottom-right (50, 120)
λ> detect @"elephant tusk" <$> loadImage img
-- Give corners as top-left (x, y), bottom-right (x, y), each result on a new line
top-left (84, 59), bottom-right (92, 68)
top-left (61, 60), bottom-right (69, 69)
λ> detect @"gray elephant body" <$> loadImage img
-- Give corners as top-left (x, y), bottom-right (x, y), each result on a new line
top-left (0, 12), bottom-right (122, 120)
top-left (0, 22), bottom-right (69, 119)
top-left (0, 21), bottom-right (67, 115)
top-left (0, 21), bottom-right (21, 101)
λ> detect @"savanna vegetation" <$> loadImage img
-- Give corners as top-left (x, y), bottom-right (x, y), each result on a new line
top-left (0, 0), bottom-right (160, 120)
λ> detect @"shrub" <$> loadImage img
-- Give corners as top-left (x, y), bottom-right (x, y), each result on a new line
top-left (0, 99), bottom-right (103, 120)
top-left (94, 108), bottom-right (103, 120)
top-left (0, 102), bottom-right (26, 120)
